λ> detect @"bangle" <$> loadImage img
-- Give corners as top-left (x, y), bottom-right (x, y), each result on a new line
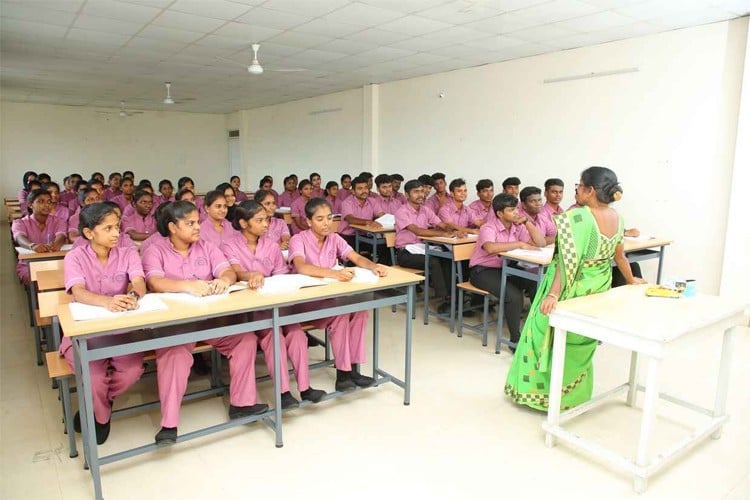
top-left (546, 293), bottom-right (559, 300)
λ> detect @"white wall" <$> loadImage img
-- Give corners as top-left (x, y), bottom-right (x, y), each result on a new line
top-left (239, 88), bottom-right (363, 188)
top-left (0, 102), bottom-right (229, 196)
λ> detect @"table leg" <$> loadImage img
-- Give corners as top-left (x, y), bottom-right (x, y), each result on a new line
top-left (404, 284), bottom-right (414, 406)
top-left (449, 257), bottom-right (457, 333)
top-left (75, 338), bottom-right (104, 500)
top-left (711, 326), bottom-right (735, 439)
top-left (272, 308), bottom-right (283, 448)
top-left (355, 231), bottom-right (360, 254)
top-left (423, 250), bottom-right (430, 325)
top-left (545, 327), bottom-right (567, 448)
top-left (372, 307), bottom-right (380, 379)
top-left (656, 246), bottom-right (665, 284)
top-left (372, 237), bottom-right (379, 263)
top-left (627, 351), bottom-right (639, 407)
top-left (495, 266), bottom-right (508, 354)
top-left (634, 355), bottom-right (662, 493)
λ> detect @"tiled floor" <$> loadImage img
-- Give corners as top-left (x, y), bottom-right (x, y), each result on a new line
top-left (1, 223), bottom-right (748, 500)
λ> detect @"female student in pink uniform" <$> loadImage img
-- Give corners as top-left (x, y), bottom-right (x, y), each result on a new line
top-left (222, 201), bottom-right (327, 407)
top-left (60, 203), bottom-right (146, 444)
top-left (324, 181), bottom-right (343, 214)
top-left (142, 201), bottom-right (267, 445)
top-left (68, 188), bottom-right (101, 242)
top-left (290, 179), bottom-right (313, 235)
top-left (12, 189), bottom-right (68, 285)
top-left (253, 190), bottom-right (290, 250)
top-left (215, 182), bottom-right (238, 223)
top-left (44, 181), bottom-right (72, 221)
top-left (18, 170), bottom-right (37, 214)
top-left (289, 197), bottom-right (389, 392)
top-left (200, 190), bottom-right (238, 248)
top-left (122, 190), bottom-right (156, 242)
top-left (72, 202), bottom-right (136, 250)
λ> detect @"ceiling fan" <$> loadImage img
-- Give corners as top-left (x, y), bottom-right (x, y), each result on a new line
top-left (162, 82), bottom-right (196, 105)
top-left (96, 100), bottom-right (144, 117)
top-left (217, 43), bottom-right (308, 75)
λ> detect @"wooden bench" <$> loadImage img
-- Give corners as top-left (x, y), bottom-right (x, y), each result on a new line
top-left (29, 260), bottom-right (65, 365)
top-left (456, 282), bottom-right (492, 347)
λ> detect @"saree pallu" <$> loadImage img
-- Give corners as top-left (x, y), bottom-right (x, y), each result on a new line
top-left (504, 207), bottom-right (623, 411)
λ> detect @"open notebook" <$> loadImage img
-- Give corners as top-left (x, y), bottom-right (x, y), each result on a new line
top-left (69, 294), bottom-right (169, 321)
top-left (152, 282), bottom-right (248, 303)
top-left (257, 274), bottom-right (328, 294)
top-left (16, 243), bottom-right (73, 255)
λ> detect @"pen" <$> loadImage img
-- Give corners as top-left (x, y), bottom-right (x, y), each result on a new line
top-left (128, 291), bottom-right (139, 301)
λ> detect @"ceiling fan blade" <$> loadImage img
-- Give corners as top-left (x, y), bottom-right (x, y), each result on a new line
top-left (267, 68), bottom-right (308, 72)
top-left (215, 55), bottom-right (250, 67)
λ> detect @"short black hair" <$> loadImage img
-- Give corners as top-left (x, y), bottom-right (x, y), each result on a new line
top-left (544, 178), bottom-right (564, 190)
top-left (476, 179), bottom-right (493, 191)
top-left (404, 179), bottom-right (422, 194)
top-left (340, 174), bottom-right (351, 183)
top-left (108, 172), bottom-right (121, 181)
top-left (519, 186), bottom-right (542, 203)
top-left (216, 182), bottom-right (234, 195)
top-left (176, 188), bottom-right (195, 201)
top-left (79, 202), bottom-right (118, 236)
top-left (122, 170), bottom-right (134, 179)
top-left (298, 179), bottom-right (312, 191)
top-left (254, 189), bottom-right (274, 204)
top-left (27, 189), bottom-right (50, 210)
top-left (309, 172), bottom-right (321, 180)
top-left (431, 172), bottom-right (445, 181)
top-left (78, 187), bottom-right (98, 205)
top-left (230, 175), bottom-right (240, 183)
top-left (492, 193), bottom-right (518, 213)
top-left (351, 176), bottom-right (369, 189)
top-left (304, 197), bottom-right (332, 219)
top-left (417, 174), bottom-right (433, 187)
top-left (502, 177), bottom-right (521, 188)
top-left (448, 178), bottom-right (466, 192)
top-left (203, 189), bottom-right (225, 208)
top-left (374, 174), bottom-right (392, 187)
top-left (391, 174), bottom-right (404, 182)
top-left (133, 190), bottom-right (153, 203)
top-left (177, 176), bottom-right (193, 189)
top-left (159, 179), bottom-right (173, 190)
top-left (358, 171), bottom-right (373, 180)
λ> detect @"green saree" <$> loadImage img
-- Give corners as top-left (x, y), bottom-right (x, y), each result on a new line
top-left (504, 206), bottom-right (623, 411)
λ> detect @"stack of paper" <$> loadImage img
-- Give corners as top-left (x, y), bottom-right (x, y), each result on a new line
top-left (258, 274), bottom-right (327, 294)
top-left (375, 214), bottom-right (395, 228)
top-left (69, 294), bottom-right (168, 321)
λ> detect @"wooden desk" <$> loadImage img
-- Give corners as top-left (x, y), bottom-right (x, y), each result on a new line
top-left (37, 269), bottom-right (65, 291)
top-left (544, 284), bottom-right (748, 492)
top-left (58, 269), bottom-right (422, 500)
top-left (419, 235), bottom-right (478, 333)
top-left (350, 223), bottom-right (395, 263)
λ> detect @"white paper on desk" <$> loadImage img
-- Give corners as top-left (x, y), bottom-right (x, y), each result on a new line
top-left (16, 243), bottom-right (73, 255)
top-left (69, 294), bottom-right (168, 321)
top-left (624, 235), bottom-right (655, 242)
top-left (375, 214), bottom-right (395, 228)
top-left (257, 274), bottom-right (327, 295)
top-left (323, 267), bottom-right (379, 284)
top-left (405, 243), bottom-right (425, 255)
top-left (505, 246), bottom-right (554, 260)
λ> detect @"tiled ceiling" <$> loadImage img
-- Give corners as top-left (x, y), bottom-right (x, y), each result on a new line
top-left (1, 0), bottom-right (748, 113)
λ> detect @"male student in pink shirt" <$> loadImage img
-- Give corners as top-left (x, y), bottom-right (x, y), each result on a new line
top-left (501, 177), bottom-right (521, 198)
top-left (467, 179), bottom-right (494, 228)
top-left (540, 178), bottom-right (565, 225)
top-left (438, 178), bottom-right (479, 235)
top-left (469, 193), bottom-right (546, 349)
top-left (391, 174), bottom-right (407, 204)
top-left (371, 174), bottom-right (404, 216)
top-left (424, 172), bottom-right (452, 214)
top-left (338, 175), bottom-right (381, 248)
top-left (518, 186), bottom-right (556, 244)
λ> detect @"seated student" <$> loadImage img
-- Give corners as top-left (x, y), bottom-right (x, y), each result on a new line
top-left (155, 179), bottom-right (175, 205)
top-left (371, 174), bottom-right (404, 216)
top-left (223, 201), bottom-right (327, 406)
top-left (230, 176), bottom-right (248, 202)
top-left (309, 172), bottom-right (324, 198)
top-left (438, 178), bottom-right (479, 235)
top-left (468, 193), bottom-right (546, 346)
top-left (215, 182), bottom-right (238, 222)
top-left (69, 188), bottom-right (101, 242)
top-left (37, 172), bottom-right (52, 185)
top-left (290, 179), bottom-right (314, 235)
top-left (358, 171), bottom-right (376, 197)
top-left (176, 187), bottom-right (196, 204)
top-left (289, 197), bottom-right (388, 391)
top-left (18, 171), bottom-right (38, 215)
top-left (339, 174), bottom-right (352, 201)
top-left (425, 172), bottom-right (452, 214)
top-left (501, 177), bottom-right (521, 198)
top-left (518, 186), bottom-right (556, 245)
top-left (68, 178), bottom-right (89, 212)
top-left (91, 172), bottom-right (106, 185)
top-left (138, 201), bottom-right (170, 255)
top-left (324, 181), bottom-right (342, 214)
top-left (60, 203), bottom-right (145, 444)
top-left (177, 176), bottom-right (204, 212)
top-left (417, 174), bottom-right (434, 199)
top-left (60, 174), bottom-right (80, 208)
top-left (468, 180), bottom-right (494, 229)
top-left (611, 226), bottom-right (645, 287)
top-left (391, 174), bottom-right (406, 204)
top-left (338, 175), bottom-right (381, 248)
top-left (12, 189), bottom-right (67, 285)
top-left (111, 177), bottom-right (136, 213)
top-left (541, 178), bottom-right (565, 225)
top-left (89, 178), bottom-right (106, 202)
top-left (103, 172), bottom-right (122, 201)
top-left (122, 170), bottom-right (135, 182)
top-left (44, 181), bottom-right (72, 221)
top-left (253, 190), bottom-right (290, 250)
top-left (394, 179), bottom-right (461, 315)
top-left (278, 175), bottom-right (299, 208)
top-left (73, 202), bottom-right (136, 250)
top-left (142, 201), bottom-right (267, 445)
top-left (123, 190), bottom-right (156, 242)
top-left (200, 190), bottom-right (238, 248)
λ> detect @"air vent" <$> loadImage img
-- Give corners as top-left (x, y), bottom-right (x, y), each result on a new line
top-left (228, 130), bottom-right (240, 138)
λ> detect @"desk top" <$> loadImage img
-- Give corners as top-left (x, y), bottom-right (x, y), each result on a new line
top-left (350, 223), bottom-right (395, 234)
top-left (37, 269), bottom-right (65, 291)
top-left (498, 237), bottom-right (673, 266)
top-left (550, 284), bottom-right (748, 342)
top-left (58, 267), bottom-right (423, 338)
top-left (420, 235), bottom-right (479, 246)
top-left (17, 250), bottom-right (69, 261)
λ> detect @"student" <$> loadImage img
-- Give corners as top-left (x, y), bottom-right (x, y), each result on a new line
top-left (60, 173), bottom-right (81, 208)
top-left (338, 175), bottom-right (381, 248)
top-left (253, 191), bottom-right (291, 250)
top-left (468, 179), bottom-right (494, 227)
top-left (72, 202), bottom-right (136, 250)
top-left (278, 175), bottom-right (299, 208)
top-left (518, 186), bottom-right (556, 244)
top-left (309, 172), bottom-right (324, 198)
top-left (154, 179), bottom-right (175, 205)
top-left (215, 182), bottom-right (238, 222)
top-left (122, 170), bottom-right (135, 181)
top-left (138, 201), bottom-right (170, 256)
top-left (91, 172), bottom-right (106, 185)
top-left (394, 179), bottom-right (459, 315)
top-left (176, 188), bottom-right (196, 204)
top-left (200, 190), bottom-right (238, 248)
top-left (69, 188), bottom-right (101, 241)
top-left (468, 193), bottom-right (546, 346)
top-left (177, 176), bottom-right (204, 212)
top-left (324, 181), bottom-right (342, 214)
top-left (425, 172), bottom-right (452, 214)
top-left (37, 172), bottom-right (52, 185)
top-left (111, 177), bottom-right (136, 213)
top-left (262, 175), bottom-right (280, 201)
top-left (59, 203), bottom-right (146, 444)
top-left (103, 172), bottom-right (122, 201)
top-left (142, 201), bottom-right (267, 445)
top-left (223, 201), bottom-right (327, 406)
top-left (438, 178), bottom-right (479, 235)
top-left (358, 171), bottom-right (376, 197)
top-left (502, 177), bottom-right (521, 198)
top-left (391, 174), bottom-right (406, 204)
top-left (339, 174), bottom-right (352, 201)
top-left (290, 179), bottom-right (313, 235)
top-left (89, 179), bottom-right (105, 201)
top-left (417, 174), bottom-right (434, 199)
top-left (371, 174), bottom-right (404, 216)
top-left (541, 178), bottom-right (565, 225)
top-left (122, 190), bottom-right (156, 242)
top-left (44, 181), bottom-right (72, 221)
top-left (12, 189), bottom-right (67, 285)
top-left (230, 176), bottom-right (247, 202)
top-left (289, 197), bottom-right (388, 391)
top-left (18, 170), bottom-right (38, 214)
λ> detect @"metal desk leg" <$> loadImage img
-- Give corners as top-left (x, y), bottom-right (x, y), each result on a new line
top-left (545, 327), bottom-right (567, 448)
top-left (495, 266), bottom-right (508, 354)
top-left (656, 246), bottom-right (665, 284)
top-left (404, 284), bottom-right (414, 406)
top-left (271, 308), bottom-right (283, 448)
top-left (634, 355), bottom-right (662, 493)
top-left (423, 250), bottom-right (430, 325)
top-left (711, 326), bottom-right (735, 439)
top-left (74, 337), bottom-right (103, 499)
top-left (372, 237), bottom-right (379, 263)
top-left (626, 351), bottom-right (639, 407)
top-left (372, 307), bottom-right (379, 379)
top-left (449, 257), bottom-right (457, 333)
top-left (355, 231), bottom-right (361, 254)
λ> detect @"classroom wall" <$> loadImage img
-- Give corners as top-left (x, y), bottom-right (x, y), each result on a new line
top-left (0, 102), bottom-right (229, 196)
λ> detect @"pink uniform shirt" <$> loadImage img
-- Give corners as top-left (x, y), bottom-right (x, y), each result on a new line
top-left (467, 199), bottom-right (492, 225)
top-left (338, 189), bottom-right (352, 202)
top-left (123, 212), bottom-right (157, 236)
top-left (469, 216), bottom-right (531, 269)
top-left (394, 203), bottom-right (441, 248)
top-left (424, 192), bottom-right (452, 215)
top-left (438, 201), bottom-right (472, 227)
top-left (278, 190), bottom-right (299, 208)
top-left (290, 196), bottom-right (311, 235)
top-left (50, 205), bottom-right (71, 222)
top-left (338, 196), bottom-right (376, 236)
top-left (110, 194), bottom-right (134, 213)
top-left (325, 195), bottom-right (342, 215)
top-left (518, 206), bottom-right (556, 238)
top-left (393, 191), bottom-right (407, 204)
top-left (222, 236), bottom-right (287, 277)
top-left (235, 190), bottom-right (248, 203)
top-left (370, 194), bottom-right (403, 216)
top-left (288, 230), bottom-right (354, 270)
top-left (142, 237), bottom-right (230, 281)
top-left (12, 214), bottom-right (67, 245)
top-left (59, 190), bottom-right (77, 208)
top-left (64, 244), bottom-right (144, 295)
top-left (266, 217), bottom-right (290, 244)
top-left (199, 218), bottom-right (238, 249)
top-left (311, 187), bottom-right (324, 198)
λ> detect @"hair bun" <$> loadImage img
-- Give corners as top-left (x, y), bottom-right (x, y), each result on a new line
top-left (612, 191), bottom-right (622, 202)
